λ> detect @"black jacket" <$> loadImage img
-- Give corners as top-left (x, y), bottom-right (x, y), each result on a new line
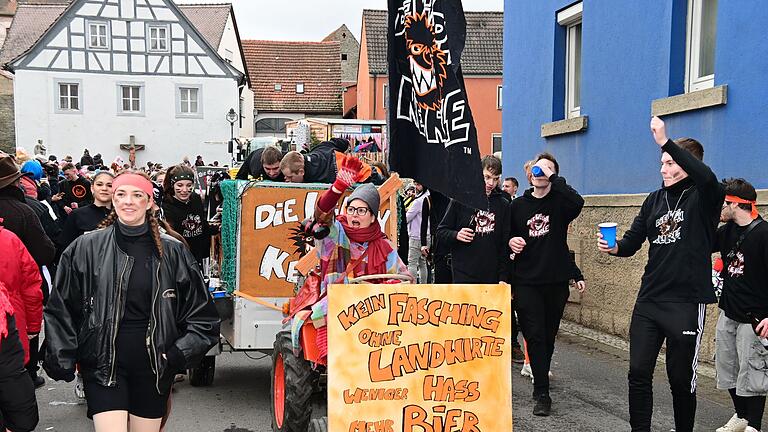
top-left (0, 186), bottom-right (56, 266)
top-left (43, 225), bottom-right (220, 392)
top-left (57, 204), bottom-right (110, 250)
top-left (616, 140), bottom-right (724, 303)
top-left (236, 147), bottom-right (285, 182)
top-left (437, 189), bottom-right (512, 283)
top-left (303, 142), bottom-right (337, 183)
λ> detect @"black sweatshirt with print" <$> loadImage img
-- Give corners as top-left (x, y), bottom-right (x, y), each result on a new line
top-left (508, 174), bottom-right (584, 286)
top-left (437, 188), bottom-right (511, 283)
top-left (616, 140), bottom-right (725, 303)
top-left (715, 218), bottom-right (768, 323)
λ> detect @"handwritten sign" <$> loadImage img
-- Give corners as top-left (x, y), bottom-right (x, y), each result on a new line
top-left (327, 283), bottom-right (512, 432)
top-left (237, 184), bottom-right (396, 298)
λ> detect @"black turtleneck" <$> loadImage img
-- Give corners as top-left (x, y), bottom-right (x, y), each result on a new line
top-left (57, 204), bottom-right (111, 249)
top-left (616, 140), bottom-right (725, 303)
top-left (115, 220), bottom-right (155, 332)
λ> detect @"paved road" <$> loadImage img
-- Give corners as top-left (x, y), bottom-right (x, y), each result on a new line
top-left (35, 330), bottom-right (755, 432)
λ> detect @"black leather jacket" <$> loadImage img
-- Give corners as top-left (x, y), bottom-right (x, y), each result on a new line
top-left (43, 224), bottom-right (220, 393)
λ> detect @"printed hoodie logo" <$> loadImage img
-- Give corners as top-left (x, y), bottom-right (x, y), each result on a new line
top-left (181, 214), bottom-right (203, 237)
top-left (473, 210), bottom-right (495, 236)
top-left (527, 213), bottom-right (550, 238)
top-left (727, 251), bottom-right (745, 278)
top-left (653, 209), bottom-right (685, 245)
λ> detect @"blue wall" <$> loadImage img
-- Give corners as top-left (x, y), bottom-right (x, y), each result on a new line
top-left (502, 0), bottom-right (768, 195)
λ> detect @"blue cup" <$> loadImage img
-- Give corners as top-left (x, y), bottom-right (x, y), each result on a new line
top-left (599, 223), bottom-right (618, 248)
top-left (531, 166), bottom-right (545, 177)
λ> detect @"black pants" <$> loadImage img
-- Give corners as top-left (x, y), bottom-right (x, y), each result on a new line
top-left (511, 299), bottom-right (520, 348)
top-left (433, 254), bottom-right (453, 284)
top-left (628, 301), bottom-right (706, 432)
top-left (0, 315), bottom-right (39, 432)
top-left (514, 282), bottom-right (570, 396)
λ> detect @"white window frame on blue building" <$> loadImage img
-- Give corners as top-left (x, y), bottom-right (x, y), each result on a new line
top-left (685, 0), bottom-right (718, 92)
top-left (558, 2), bottom-right (582, 120)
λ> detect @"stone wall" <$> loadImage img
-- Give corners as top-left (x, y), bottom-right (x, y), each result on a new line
top-left (0, 74), bottom-right (14, 153)
top-left (565, 190), bottom-right (768, 363)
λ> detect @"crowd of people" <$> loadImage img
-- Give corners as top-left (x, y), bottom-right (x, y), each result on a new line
top-left (0, 115), bottom-right (765, 432)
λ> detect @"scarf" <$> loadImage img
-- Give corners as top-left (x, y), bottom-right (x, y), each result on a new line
top-left (337, 215), bottom-right (393, 276)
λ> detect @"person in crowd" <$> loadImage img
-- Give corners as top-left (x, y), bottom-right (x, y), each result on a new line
top-left (162, 165), bottom-right (215, 266)
top-left (502, 177), bottom-right (519, 198)
top-left (406, 181), bottom-right (430, 283)
top-left (0, 281), bottom-right (39, 432)
top-left (421, 189), bottom-right (452, 283)
top-left (19, 160), bottom-right (47, 202)
top-left (311, 155), bottom-right (411, 291)
top-left (709, 178), bottom-right (768, 432)
top-left (212, 161), bottom-right (219, 167)
top-left (53, 162), bottom-right (93, 216)
top-left (509, 152), bottom-right (584, 416)
top-left (0, 152), bottom-right (56, 267)
top-left (93, 153), bottom-right (104, 168)
top-left (194, 155), bottom-right (205, 167)
top-left (57, 171), bottom-right (114, 249)
top-left (280, 139), bottom-right (381, 184)
top-left (43, 170), bottom-right (220, 432)
top-left (597, 117), bottom-right (724, 432)
top-left (235, 145), bottom-right (285, 181)
top-left (437, 155), bottom-right (511, 284)
top-left (0, 219), bottom-right (44, 391)
top-left (80, 149), bottom-right (94, 167)
top-left (63, 155), bottom-right (73, 164)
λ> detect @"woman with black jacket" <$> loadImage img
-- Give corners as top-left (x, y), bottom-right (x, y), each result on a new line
top-left (161, 165), bottom-right (215, 266)
top-left (43, 171), bottom-right (220, 432)
top-left (57, 171), bottom-right (114, 250)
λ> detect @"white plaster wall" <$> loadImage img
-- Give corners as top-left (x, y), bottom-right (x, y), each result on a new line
top-left (217, 12), bottom-right (253, 137)
top-left (14, 69), bottom-right (241, 166)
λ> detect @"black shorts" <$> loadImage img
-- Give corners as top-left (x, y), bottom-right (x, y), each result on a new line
top-left (0, 315), bottom-right (39, 432)
top-left (84, 328), bottom-right (171, 419)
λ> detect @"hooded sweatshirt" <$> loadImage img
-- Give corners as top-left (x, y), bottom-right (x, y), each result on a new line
top-left (616, 140), bottom-right (725, 304)
top-left (508, 174), bottom-right (584, 286)
top-left (162, 192), bottom-right (211, 263)
top-left (437, 188), bottom-right (511, 283)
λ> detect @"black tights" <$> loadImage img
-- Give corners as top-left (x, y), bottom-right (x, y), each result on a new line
top-left (729, 388), bottom-right (766, 429)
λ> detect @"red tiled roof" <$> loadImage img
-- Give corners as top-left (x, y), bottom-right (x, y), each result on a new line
top-left (178, 3), bottom-right (230, 50)
top-left (0, 2), bottom-right (68, 66)
top-left (242, 40), bottom-right (342, 114)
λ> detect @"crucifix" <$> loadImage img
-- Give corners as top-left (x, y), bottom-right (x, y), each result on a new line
top-left (119, 135), bottom-right (146, 168)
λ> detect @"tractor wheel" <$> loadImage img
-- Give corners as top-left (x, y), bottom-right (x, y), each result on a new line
top-left (271, 331), bottom-right (314, 432)
top-left (308, 417), bottom-right (328, 432)
top-left (188, 355), bottom-right (215, 387)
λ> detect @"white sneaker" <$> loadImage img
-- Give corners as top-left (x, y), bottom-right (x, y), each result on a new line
top-left (716, 414), bottom-right (748, 432)
top-left (744, 427), bottom-right (759, 432)
top-left (520, 363), bottom-right (533, 378)
top-left (74, 372), bottom-right (85, 401)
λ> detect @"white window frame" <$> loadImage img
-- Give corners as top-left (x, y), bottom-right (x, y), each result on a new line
top-left (54, 79), bottom-right (82, 114)
top-left (224, 49), bottom-right (233, 64)
top-left (496, 85), bottom-right (503, 110)
top-left (175, 84), bottom-right (203, 119)
top-left (492, 133), bottom-right (502, 154)
top-left (296, 83), bottom-right (305, 94)
top-left (87, 20), bottom-right (110, 50)
top-left (558, 3), bottom-right (582, 119)
top-left (685, 0), bottom-right (717, 92)
top-left (116, 82), bottom-right (145, 116)
top-left (147, 24), bottom-right (169, 53)
top-left (274, 84), bottom-right (282, 91)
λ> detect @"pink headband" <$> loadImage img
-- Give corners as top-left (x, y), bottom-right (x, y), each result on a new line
top-left (112, 173), bottom-right (154, 202)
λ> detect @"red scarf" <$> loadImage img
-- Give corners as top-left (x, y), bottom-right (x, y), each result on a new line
top-left (337, 215), bottom-right (393, 276)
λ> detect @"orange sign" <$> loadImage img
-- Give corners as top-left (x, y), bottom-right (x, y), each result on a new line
top-left (237, 184), bottom-right (397, 298)
top-left (327, 283), bottom-right (513, 432)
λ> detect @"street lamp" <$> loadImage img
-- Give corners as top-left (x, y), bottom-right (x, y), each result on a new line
top-left (226, 108), bottom-right (237, 165)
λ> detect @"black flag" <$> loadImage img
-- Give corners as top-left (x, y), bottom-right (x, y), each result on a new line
top-left (387, 0), bottom-right (486, 209)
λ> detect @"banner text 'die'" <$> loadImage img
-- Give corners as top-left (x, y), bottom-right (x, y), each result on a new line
top-left (328, 284), bottom-right (512, 432)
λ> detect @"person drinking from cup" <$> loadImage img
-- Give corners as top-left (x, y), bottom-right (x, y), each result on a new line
top-left (507, 152), bottom-right (584, 416)
top-left (597, 117), bottom-right (725, 432)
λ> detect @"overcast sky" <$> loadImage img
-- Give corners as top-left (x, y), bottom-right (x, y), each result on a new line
top-left (175, 0), bottom-right (504, 42)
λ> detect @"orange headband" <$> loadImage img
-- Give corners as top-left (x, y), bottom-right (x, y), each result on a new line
top-left (725, 195), bottom-right (758, 219)
top-left (112, 173), bottom-right (154, 203)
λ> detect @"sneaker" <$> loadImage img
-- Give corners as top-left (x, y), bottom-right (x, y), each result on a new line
top-left (74, 373), bottom-right (86, 400)
top-left (520, 363), bottom-right (533, 378)
top-left (744, 427), bottom-right (759, 432)
top-left (533, 394), bottom-right (552, 416)
top-left (512, 346), bottom-right (525, 364)
top-left (716, 414), bottom-right (748, 432)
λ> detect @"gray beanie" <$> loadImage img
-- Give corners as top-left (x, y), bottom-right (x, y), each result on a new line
top-left (348, 183), bottom-right (380, 211)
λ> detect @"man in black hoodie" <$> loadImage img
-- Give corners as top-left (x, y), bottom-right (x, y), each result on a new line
top-left (508, 151), bottom-right (584, 416)
top-left (598, 117), bottom-right (725, 432)
top-left (235, 145), bottom-right (285, 181)
top-left (437, 155), bottom-right (511, 284)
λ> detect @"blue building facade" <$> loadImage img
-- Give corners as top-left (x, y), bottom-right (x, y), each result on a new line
top-left (502, 0), bottom-right (768, 195)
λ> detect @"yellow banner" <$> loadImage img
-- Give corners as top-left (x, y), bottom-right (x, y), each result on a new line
top-left (328, 283), bottom-right (513, 432)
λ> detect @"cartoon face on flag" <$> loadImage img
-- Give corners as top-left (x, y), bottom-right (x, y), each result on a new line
top-left (388, 0), bottom-right (486, 210)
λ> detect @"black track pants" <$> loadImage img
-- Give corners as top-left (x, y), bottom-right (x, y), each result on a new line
top-left (514, 282), bottom-right (570, 396)
top-left (628, 301), bottom-right (706, 432)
